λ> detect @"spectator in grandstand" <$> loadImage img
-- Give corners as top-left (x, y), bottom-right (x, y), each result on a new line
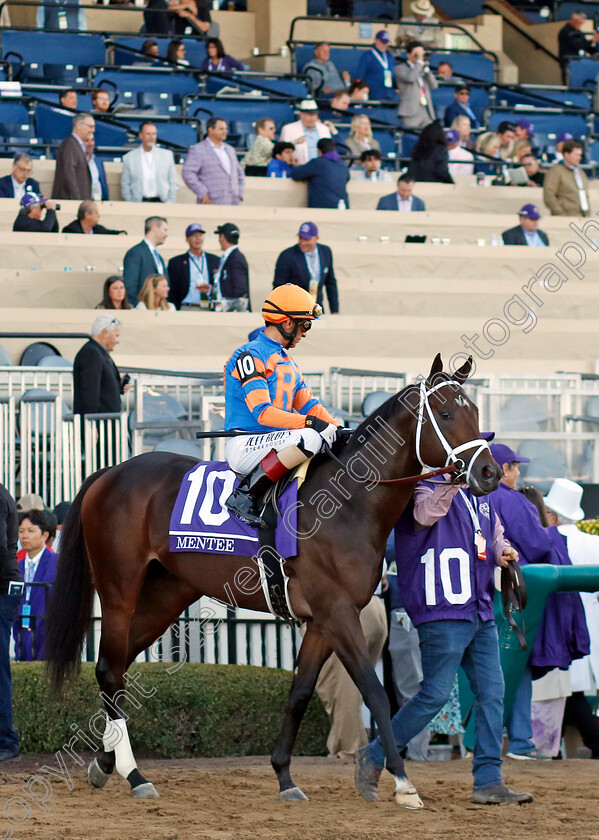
top-left (136, 273), bottom-right (175, 311)
top-left (543, 140), bottom-right (590, 217)
top-left (350, 149), bottom-right (391, 182)
top-left (512, 138), bottom-right (533, 164)
top-left (408, 121), bottom-right (453, 184)
top-left (96, 275), bottom-right (133, 311)
top-left (182, 117), bottom-right (245, 205)
top-left (123, 216), bottom-right (169, 304)
top-left (241, 118), bottom-right (276, 175)
top-left (85, 136), bottom-right (109, 202)
top-left (200, 37), bottom-right (246, 72)
top-left (395, 40), bottom-right (437, 129)
top-left (451, 114), bottom-right (473, 150)
top-left (73, 314), bottom-right (130, 417)
top-left (436, 60), bottom-right (455, 81)
top-left (59, 89), bottom-right (78, 111)
top-left (501, 203), bottom-right (549, 247)
top-left (122, 121), bottom-right (178, 204)
top-left (266, 142), bottom-right (296, 178)
top-left (443, 84), bottom-right (480, 129)
top-left (37, 0), bottom-right (85, 30)
top-left (62, 200), bottom-right (126, 235)
top-left (553, 131), bottom-right (574, 163)
top-left (13, 193), bottom-right (59, 233)
top-left (520, 154), bottom-right (545, 187)
top-left (13, 509), bottom-right (57, 662)
top-left (345, 115), bottom-right (380, 159)
top-left (144, 0), bottom-right (170, 36)
top-left (396, 0), bottom-right (443, 49)
top-left (303, 42), bottom-right (351, 96)
top-left (0, 154), bottom-right (40, 200)
top-left (356, 30), bottom-right (397, 101)
top-left (141, 39), bottom-right (160, 59)
top-left (166, 39), bottom-right (189, 65)
top-left (515, 119), bottom-right (534, 142)
top-left (168, 222), bottom-right (220, 310)
top-left (321, 90), bottom-right (352, 132)
top-left (376, 173), bottom-right (425, 211)
top-left (558, 11), bottom-right (599, 80)
top-left (273, 221), bottom-right (339, 315)
top-left (446, 129), bottom-right (474, 177)
top-left (497, 121), bottom-right (517, 160)
top-left (91, 89), bottom-right (111, 114)
top-left (348, 79), bottom-right (370, 101)
top-left (51, 113), bottom-right (95, 201)
top-left (290, 137), bottom-right (350, 209)
top-left (168, 0), bottom-right (212, 37)
top-left (0, 482), bottom-right (21, 761)
top-left (213, 223), bottom-right (250, 312)
top-left (475, 131), bottom-right (501, 159)
top-left (280, 100), bottom-right (332, 166)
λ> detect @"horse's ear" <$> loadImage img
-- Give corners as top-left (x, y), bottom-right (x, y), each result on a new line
top-left (453, 356), bottom-right (473, 385)
top-left (426, 353), bottom-right (443, 384)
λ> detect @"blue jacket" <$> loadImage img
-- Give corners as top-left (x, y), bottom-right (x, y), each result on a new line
top-left (376, 193), bottom-right (425, 211)
top-left (290, 156), bottom-right (350, 209)
top-left (356, 47), bottom-right (397, 101)
top-left (492, 482), bottom-right (552, 565)
top-left (13, 547), bottom-right (56, 661)
top-left (123, 240), bottom-right (169, 305)
top-left (0, 175), bottom-right (40, 198)
top-left (443, 101), bottom-right (480, 128)
top-left (273, 243), bottom-right (339, 313)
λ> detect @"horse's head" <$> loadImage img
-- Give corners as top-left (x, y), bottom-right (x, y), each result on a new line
top-left (417, 354), bottom-right (501, 496)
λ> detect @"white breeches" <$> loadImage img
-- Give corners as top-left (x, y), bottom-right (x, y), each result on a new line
top-left (225, 428), bottom-right (323, 474)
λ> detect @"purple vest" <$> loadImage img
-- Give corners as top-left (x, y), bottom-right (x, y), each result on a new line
top-left (395, 483), bottom-right (497, 627)
top-left (492, 483), bottom-right (552, 565)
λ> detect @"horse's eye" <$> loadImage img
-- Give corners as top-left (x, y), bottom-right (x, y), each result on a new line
top-left (440, 411), bottom-right (452, 420)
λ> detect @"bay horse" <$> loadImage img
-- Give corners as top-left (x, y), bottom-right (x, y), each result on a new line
top-left (45, 354), bottom-right (501, 807)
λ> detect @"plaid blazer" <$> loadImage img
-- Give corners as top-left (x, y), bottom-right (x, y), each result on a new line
top-left (182, 139), bottom-right (245, 205)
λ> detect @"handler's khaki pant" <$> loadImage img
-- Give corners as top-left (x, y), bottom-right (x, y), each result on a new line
top-left (315, 596), bottom-right (388, 760)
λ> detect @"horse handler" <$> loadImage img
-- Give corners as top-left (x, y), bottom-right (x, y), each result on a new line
top-left (355, 477), bottom-right (534, 805)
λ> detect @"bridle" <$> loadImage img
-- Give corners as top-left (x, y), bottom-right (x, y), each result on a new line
top-left (414, 379), bottom-right (490, 486)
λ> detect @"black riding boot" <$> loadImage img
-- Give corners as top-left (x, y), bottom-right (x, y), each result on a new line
top-left (226, 465), bottom-right (271, 528)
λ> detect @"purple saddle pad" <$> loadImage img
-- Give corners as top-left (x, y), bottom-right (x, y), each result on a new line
top-left (169, 461), bottom-right (298, 558)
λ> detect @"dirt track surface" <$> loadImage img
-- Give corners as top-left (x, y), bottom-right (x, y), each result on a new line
top-left (0, 754), bottom-right (597, 840)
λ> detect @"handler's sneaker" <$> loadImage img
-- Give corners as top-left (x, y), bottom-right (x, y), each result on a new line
top-left (506, 749), bottom-right (550, 761)
top-left (472, 783), bottom-right (533, 805)
top-left (354, 745), bottom-right (382, 802)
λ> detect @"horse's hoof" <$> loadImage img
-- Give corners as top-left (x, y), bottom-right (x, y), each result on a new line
top-left (393, 777), bottom-right (423, 810)
top-left (278, 786), bottom-right (309, 802)
top-left (88, 758), bottom-right (112, 789)
top-left (354, 745), bottom-right (381, 802)
top-left (132, 782), bottom-right (160, 799)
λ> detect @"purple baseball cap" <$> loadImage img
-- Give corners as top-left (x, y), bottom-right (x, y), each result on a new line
top-left (490, 443), bottom-right (530, 466)
top-left (557, 131), bottom-right (574, 144)
top-left (375, 30), bottom-right (391, 43)
top-left (185, 223), bottom-right (205, 237)
top-left (445, 129), bottom-right (460, 145)
top-left (20, 192), bottom-right (44, 208)
top-left (516, 119), bottom-right (534, 135)
top-left (519, 203), bottom-right (541, 220)
top-left (298, 221), bottom-right (318, 239)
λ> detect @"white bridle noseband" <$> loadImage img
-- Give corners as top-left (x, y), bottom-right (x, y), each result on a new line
top-left (415, 380), bottom-right (490, 485)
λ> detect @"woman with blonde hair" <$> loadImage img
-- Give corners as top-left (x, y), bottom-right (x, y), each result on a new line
top-left (475, 131), bottom-right (501, 158)
top-left (345, 114), bottom-right (380, 158)
top-left (135, 274), bottom-right (175, 311)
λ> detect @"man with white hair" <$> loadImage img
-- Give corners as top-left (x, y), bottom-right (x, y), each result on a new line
top-left (544, 478), bottom-right (599, 757)
top-left (73, 315), bottom-right (130, 417)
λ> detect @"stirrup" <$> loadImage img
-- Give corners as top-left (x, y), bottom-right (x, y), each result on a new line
top-left (226, 489), bottom-right (268, 528)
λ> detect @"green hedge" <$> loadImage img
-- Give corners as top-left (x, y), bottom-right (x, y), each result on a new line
top-left (12, 662), bottom-right (329, 757)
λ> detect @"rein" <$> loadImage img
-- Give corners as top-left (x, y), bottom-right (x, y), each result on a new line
top-left (501, 562), bottom-right (528, 651)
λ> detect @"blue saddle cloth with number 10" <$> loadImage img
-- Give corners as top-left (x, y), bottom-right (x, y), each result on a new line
top-left (169, 461), bottom-right (299, 558)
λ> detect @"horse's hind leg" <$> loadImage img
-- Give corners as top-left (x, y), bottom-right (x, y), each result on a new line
top-left (271, 624), bottom-right (332, 801)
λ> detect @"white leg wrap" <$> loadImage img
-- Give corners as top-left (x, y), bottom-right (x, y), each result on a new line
top-left (105, 718), bottom-right (137, 779)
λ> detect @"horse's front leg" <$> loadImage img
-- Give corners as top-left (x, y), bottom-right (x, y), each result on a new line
top-left (318, 601), bottom-right (423, 809)
top-left (271, 623), bottom-right (332, 801)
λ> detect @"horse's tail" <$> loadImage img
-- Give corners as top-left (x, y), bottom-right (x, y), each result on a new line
top-left (45, 468), bottom-right (110, 695)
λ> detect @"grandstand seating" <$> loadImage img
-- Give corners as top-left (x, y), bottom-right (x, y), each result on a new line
top-left (2, 31), bottom-right (106, 84)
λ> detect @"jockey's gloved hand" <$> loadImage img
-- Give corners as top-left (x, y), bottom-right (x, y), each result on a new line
top-left (305, 415), bottom-right (338, 447)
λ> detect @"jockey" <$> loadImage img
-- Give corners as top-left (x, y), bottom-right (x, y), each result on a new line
top-left (224, 284), bottom-right (341, 526)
